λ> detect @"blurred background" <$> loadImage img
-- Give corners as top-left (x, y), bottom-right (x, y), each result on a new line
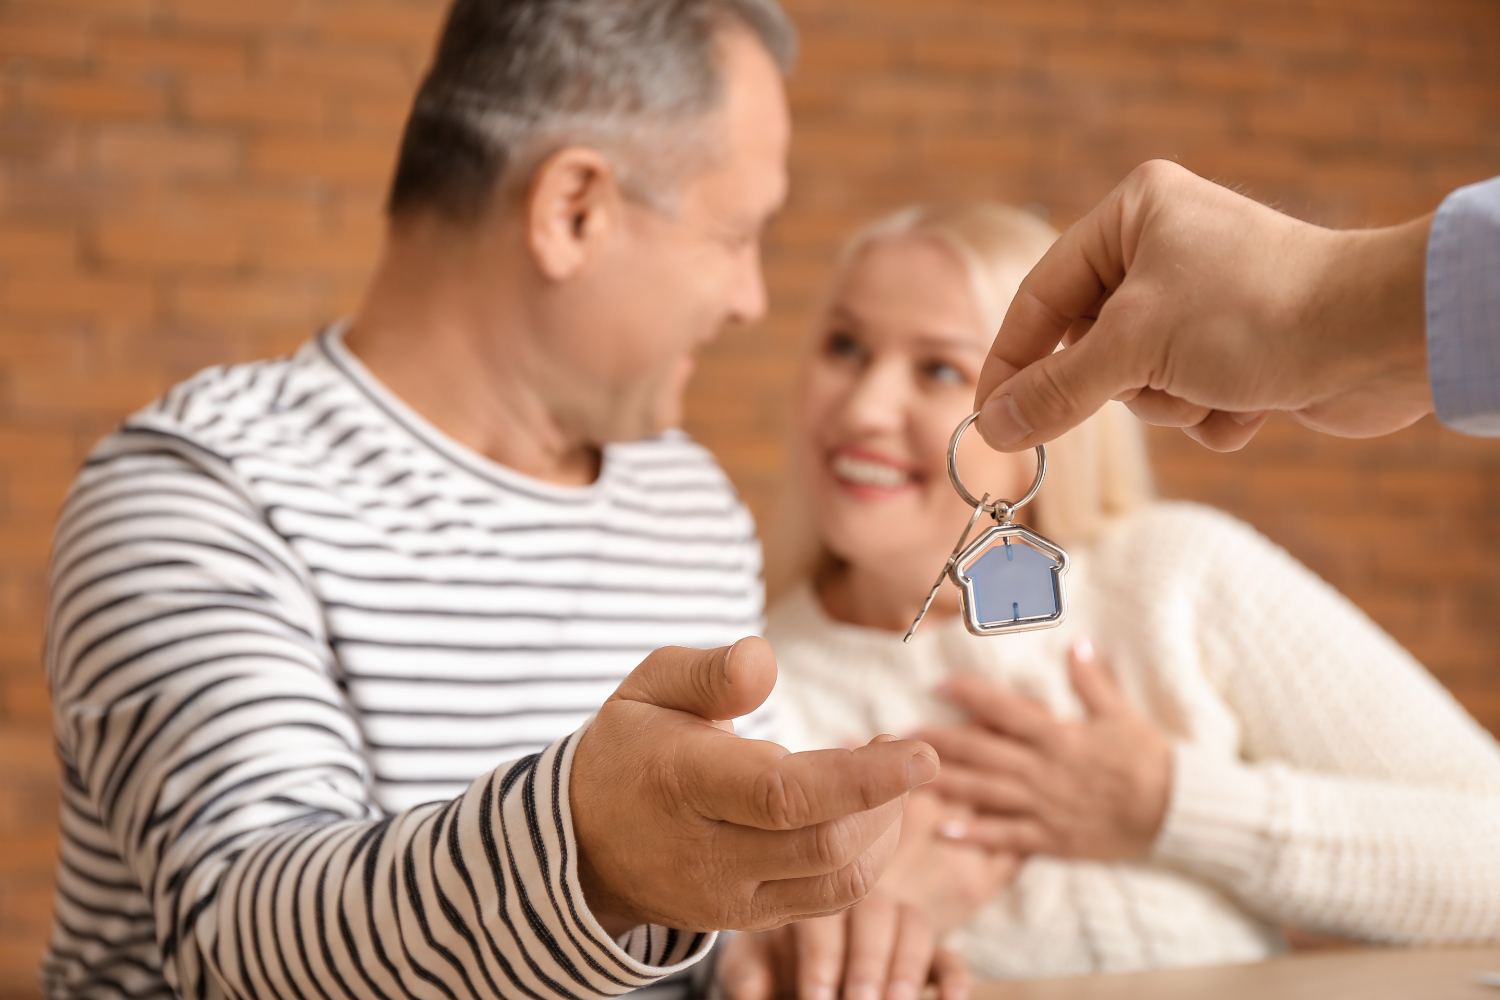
top-left (0, 0), bottom-right (1498, 994)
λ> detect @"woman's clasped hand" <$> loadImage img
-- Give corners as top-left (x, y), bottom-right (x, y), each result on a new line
top-left (919, 637), bottom-right (1173, 863)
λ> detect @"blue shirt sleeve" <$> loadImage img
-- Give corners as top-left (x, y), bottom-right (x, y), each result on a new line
top-left (1426, 175), bottom-right (1500, 435)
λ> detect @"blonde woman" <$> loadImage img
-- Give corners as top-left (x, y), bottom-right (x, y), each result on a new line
top-left (756, 203), bottom-right (1500, 980)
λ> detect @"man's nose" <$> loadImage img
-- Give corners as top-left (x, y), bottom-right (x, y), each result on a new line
top-left (726, 246), bottom-right (769, 326)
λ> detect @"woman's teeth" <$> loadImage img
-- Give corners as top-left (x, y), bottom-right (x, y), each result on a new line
top-left (831, 453), bottom-right (911, 489)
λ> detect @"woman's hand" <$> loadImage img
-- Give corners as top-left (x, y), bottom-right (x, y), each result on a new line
top-left (916, 638), bottom-right (1173, 861)
top-left (716, 788), bottom-right (1020, 1000)
top-left (715, 889), bottom-right (970, 1000)
top-left (878, 790), bottom-right (1022, 935)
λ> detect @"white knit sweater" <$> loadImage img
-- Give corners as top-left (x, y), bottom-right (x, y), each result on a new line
top-left (765, 502), bottom-right (1500, 979)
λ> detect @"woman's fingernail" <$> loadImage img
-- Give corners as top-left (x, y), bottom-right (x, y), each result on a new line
top-left (1228, 409), bottom-right (1267, 426)
top-left (1072, 636), bottom-right (1094, 662)
top-left (938, 819), bottom-right (968, 840)
top-left (908, 753), bottom-right (940, 787)
top-left (980, 394), bottom-right (1031, 447)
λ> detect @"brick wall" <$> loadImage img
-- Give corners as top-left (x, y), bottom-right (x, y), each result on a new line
top-left (1, 0), bottom-right (1498, 993)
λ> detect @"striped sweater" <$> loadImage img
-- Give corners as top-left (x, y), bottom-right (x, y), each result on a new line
top-left (43, 326), bottom-right (766, 1000)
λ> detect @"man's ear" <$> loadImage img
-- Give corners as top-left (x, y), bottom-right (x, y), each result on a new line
top-left (526, 146), bottom-right (620, 282)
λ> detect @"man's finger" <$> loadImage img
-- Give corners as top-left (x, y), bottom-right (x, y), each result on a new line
top-left (932, 948), bottom-right (972, 1000)
top-left (1179, 408), bottom-right (1270, 452)
top-left (975, 160), bottom-right (1196, 450)
top-left (973, 180), bottom-right (1135, 409)
top-left (938, 675), bottom-right (1056, 746)
top-left (688, 734), bottom-right (938, 830)
top-left (713, 798), bottom-right (905, 882)
top-left (792, 914), bottom-right (845, 1000)
top-left (612, 638), bottom-right (777, 721)
top-left (747, 819), bottom-right (902, 928)
top-left (716, 931), bottom-right (776, 1000)
top-left (1122, 387), bottom-right (1213, 428)
top-left (975, 330), bottom-right (1135, 451)
top-left (883, 905), bottom-right (938, 1000)
top-left (840, 893), bottom-right (900, 1000)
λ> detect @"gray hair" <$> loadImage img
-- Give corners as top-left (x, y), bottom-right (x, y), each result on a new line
top-left (388, 0), bottom-right (797, 222)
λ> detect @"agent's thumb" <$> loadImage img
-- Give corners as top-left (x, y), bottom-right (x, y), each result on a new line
top-left (611, 637), bottom-right (777, 722)
top-left (975, 327), bottom-right (1126, 450)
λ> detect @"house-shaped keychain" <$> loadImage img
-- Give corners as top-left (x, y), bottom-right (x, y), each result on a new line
top-left (950, 524), bottom-right (1068, 636)
top-left (905, 412), bottom-right (1072, 642)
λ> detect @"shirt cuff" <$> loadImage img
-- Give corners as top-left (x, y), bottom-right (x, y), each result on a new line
top-left (501, 726), bottom-right (715, 997)
top-left (1426, 175), bottom-right (1500, 435)
top-left (1150, 743), bottom-right (1275, 893)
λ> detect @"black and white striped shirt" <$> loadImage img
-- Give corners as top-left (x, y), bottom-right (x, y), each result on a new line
top-left (43, 327), bottom-right (766, 1000)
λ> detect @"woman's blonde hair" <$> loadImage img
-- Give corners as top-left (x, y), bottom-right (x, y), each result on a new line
top-left (763, 202), bottom-right (1155, 602)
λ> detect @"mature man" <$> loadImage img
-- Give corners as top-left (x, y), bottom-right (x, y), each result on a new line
top-left (42, 4), bottom-right (940, 1000)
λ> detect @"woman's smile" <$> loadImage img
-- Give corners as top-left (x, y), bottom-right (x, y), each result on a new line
top-left (828, 446), bottom-right (921, 496)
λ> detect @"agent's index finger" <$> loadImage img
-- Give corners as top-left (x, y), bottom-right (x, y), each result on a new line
top-left (974, 187), bottom-right (1130, 409)
top-left (686, 735), bottom-right (938, 831)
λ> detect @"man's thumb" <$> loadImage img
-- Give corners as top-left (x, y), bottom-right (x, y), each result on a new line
top-left (975, 330), bottom-right (1125, 450)
top-left (612, 637), bottom-right (777, 722)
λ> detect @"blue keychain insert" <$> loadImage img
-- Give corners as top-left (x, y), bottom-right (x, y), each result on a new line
top-left (950, 524), bottom-right (1069, 636)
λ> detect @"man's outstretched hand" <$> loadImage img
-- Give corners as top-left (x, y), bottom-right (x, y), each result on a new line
top-left (570, 637), bottom-right (940, 936)
top-left (974, 159), bottom-right (1434, 453)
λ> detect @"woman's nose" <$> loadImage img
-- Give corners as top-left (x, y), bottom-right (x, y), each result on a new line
top-left (840, 357), bottom-right (910, 433)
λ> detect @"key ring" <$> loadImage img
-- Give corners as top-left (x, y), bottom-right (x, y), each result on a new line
top-left (946, 411), bottom-right (1046, 525)
top-left (905, 411), bottom-right (1068, 642)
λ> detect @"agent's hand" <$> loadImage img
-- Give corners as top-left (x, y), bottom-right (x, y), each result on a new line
top-left (716, 890), bottom-right (970, 1000)
top-left (974, 159), bottom-right (1434, 453)
top-left (571, 637), bottom-right (941, 935)
top-left (916, 639), bottom-right (1171, 861)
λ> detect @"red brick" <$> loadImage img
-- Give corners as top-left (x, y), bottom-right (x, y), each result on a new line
top-left (0, 224), bottom-right (77, 265)
top-left (264, 40), bottom-right (421, 90)
top-left (0, 13), bottom-right (92, 63)
top-left (316, 4), bottom-right (446, 48)
top-left (249, 131), bottom-right (398, 186)
top-left (5, 0), bottom-right (151, 18)
top-left (185, 77), bottom-right (330, 128)
top-left (0, 269), bottom-right (156, 323)
top-left (95, 214), bottom-right (244, 269)
top-left (1113, 3), bottom-right (1231, 44)
top-left (0, 674), bottom-right (53, 728)
top-left (162, 0), bottom-right (317, 31)
top-left (7, 367), bottom-right (163, 421)
top-left (94, 125), bottom-right (240, 179)
top-left (22, 72), bottom-right (168, 119)
top-left (97, 29), bottom-right (251, 78)
top-left (173, 274), bottom-right (322, 326)
top-left (845, 76), bottom-right (975, 122)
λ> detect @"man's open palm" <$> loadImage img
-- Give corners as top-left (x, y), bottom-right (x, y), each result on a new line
top-left (570, 638), bottom-right (941, 935)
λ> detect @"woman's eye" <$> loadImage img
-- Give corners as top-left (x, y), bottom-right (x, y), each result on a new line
top-left (924, 360), bottom-right (967, 386)
top-left (824, 331), bottom-right (864, 360)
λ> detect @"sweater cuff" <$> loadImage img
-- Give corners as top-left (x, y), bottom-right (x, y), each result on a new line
top-left (1150, 742), bottom-right (1274, 892)
top-left (548, 723), bottom-right (716, 982)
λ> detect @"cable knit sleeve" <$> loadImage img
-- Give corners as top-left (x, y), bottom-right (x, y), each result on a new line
top-left (1122, 504), bottom-right (1500, 943)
